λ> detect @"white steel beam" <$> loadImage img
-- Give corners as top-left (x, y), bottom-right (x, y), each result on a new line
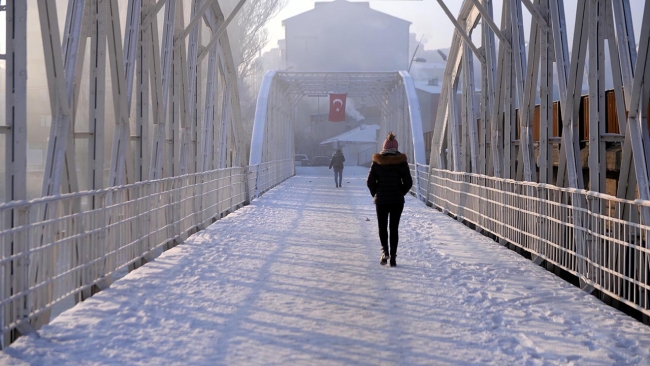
top-left (38, 0), bottom-right (83, 197)
top-left (142, 0), bottom-right (166, 25)
top-left (587, 0), bottom-right (607, 193)
top-left (150, 0), bottom-right (176, 180)
top-left (3, 0), bottom-right (29, 347)
top-left (482, 0), bottom-right (498, 176)
top-left (549, 0), bottom-right (570, 110)
top-left (612, 0), bottom-right (636, 106)
top-left (449, 78), bottom-right (461, 171)
top-left (136, 1), bottom-right (153, 182)
top-left (4, 0), bottom-right (27, 204)
top-left (217, 29), bottom-right (247, 167)
top-left (36, 0), bottom-right (86, 330)
top-left (511, 0), bottom-right (536, 182)
top-left (174, 0), bottom-right (214, 44)
top-left (604, 0), bottom-right (626, 134)
top-left (488, 0), bottom-right (511, 178)
top-left (522, 0), bottom-right (550, 31)
top-left (539, 0), bottom-right (554, 183)
top-left (431, 35), bottom-right (463, 169)
top-left (462, 43), bottom-right (480, 173)
top-left (124, 0), bottom-right (141, 113)
top-left (106, 0), bottom-right (133, 187)
top-left (621, 1), bottom-right (650, 221)
top-left (614, 0), bottom-right (639, 204)
top-left (435, 0), bottom-right (486, 65)
top-left (88, 0), bottom-right (107, 193)
top-left (217, 81), bottom-right (230, 169)
top-left (197, 0), bottom-right (248, 63)
top-left (519, 0), bottom-right (543, 182)
top-left (469, 0), bottom-right (511, 49)
top-left (201, 47), bottom-right (218, 171)
top-left (180, 0), bottom-right (201, 175)
top-left (556, 0), bottom-right (588, 189)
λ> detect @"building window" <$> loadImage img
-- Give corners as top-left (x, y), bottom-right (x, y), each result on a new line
top-left (40, 115), bottom-right (51, 127)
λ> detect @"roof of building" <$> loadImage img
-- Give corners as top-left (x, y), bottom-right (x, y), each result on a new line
top-left (320, 124), bottom-right (380, 145)
top-left (414, 81), bottom-right (443, 95)
top-left (414, 81), bottom-right (481, 95)
top-left (283, 0), bottom-right (410, 26)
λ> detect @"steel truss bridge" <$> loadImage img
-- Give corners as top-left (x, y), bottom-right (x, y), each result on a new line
top-left (1, 0), bottom-right (650, 349)
top-left (249, 71), bottom-right (425, 199)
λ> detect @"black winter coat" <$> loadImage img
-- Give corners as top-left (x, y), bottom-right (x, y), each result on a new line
top-left (329, 152), bottom-right (345, 170)
top-left (366, 152), bottom-right (413, 204)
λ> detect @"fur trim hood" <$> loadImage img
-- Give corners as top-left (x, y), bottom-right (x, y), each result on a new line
top-left (372, 153), bottom-right (407, 165)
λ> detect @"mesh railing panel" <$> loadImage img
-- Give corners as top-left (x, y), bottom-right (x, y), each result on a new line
top-left (1, 167), bottom-right (247, 341)
top-left (425, 166), bottom-right (650, 315)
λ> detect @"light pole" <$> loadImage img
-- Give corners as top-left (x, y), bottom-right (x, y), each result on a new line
top-left (408, 34), bottom-right (426, 72)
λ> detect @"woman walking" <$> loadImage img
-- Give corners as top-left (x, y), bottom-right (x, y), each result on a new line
top-left (329, 149), bottom-right (346, 187)
top-left (366, 132), bottom-right (412, 267)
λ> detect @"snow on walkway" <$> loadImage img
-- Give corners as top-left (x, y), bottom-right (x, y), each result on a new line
top-left (2, 167), bottom-right (650, 365)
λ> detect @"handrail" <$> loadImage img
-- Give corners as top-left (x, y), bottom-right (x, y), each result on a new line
top-left (1, 167), bottom-right (249, 344)
top-left (422, 165), bottom-right (650, 315)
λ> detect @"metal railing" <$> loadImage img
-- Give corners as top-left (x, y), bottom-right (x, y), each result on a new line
top-left (408, 163), bottom-right (429, 202)
top-left (1, 167), bottom-right (248, 345)
top-left (248, 159), bottom-right (295, 200)
top-left (424, 166), bottom-right (650, 316)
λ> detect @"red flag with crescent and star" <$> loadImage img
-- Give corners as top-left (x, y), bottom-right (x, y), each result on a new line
top-left (328, 93), bottom-right (347, 122)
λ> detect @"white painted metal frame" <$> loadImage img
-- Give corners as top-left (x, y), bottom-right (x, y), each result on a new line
top-left (431, 0), bottom-right (649, 187)
top-left (431, 0), bottom-right (650, 295)
top-left (2, 0), bottom-right (28, 347)
top-left (250, 71), bottom-right (426, 201)
top-left (0, 168), bottom-right (247, 348)
top-left (1, 0), bottom-right (249, 348)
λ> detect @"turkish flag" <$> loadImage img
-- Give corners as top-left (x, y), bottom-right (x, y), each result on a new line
top-left (328, 93), bottom-right (347, 122)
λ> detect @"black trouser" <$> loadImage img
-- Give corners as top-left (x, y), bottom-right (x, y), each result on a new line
top-left (375, 202), bottom-right (404, 257)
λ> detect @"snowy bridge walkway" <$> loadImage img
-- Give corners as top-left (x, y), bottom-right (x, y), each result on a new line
top-left (2, 167), bottom-right (650, 365)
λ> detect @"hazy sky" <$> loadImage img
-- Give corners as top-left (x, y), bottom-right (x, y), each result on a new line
top-left (264, 0), bottom-right (645, 53)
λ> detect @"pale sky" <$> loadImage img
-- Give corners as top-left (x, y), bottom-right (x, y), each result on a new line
top-left (264, 0), bottom-right (645, 53)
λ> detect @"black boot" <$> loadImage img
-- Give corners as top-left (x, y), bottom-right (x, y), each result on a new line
top-left (390, 244), bottom-right (397, 267)
top-left (380, 246), bottom-right (389, 265)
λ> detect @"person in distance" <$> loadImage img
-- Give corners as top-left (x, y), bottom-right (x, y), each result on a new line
top-left (329, 149), bottom-right (346, 187)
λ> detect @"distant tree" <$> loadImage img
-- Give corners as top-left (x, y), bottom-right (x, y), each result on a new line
top-left (235, 0), bottom-right (285, 79)
top-left (233, 0), bottom-right (286, 138)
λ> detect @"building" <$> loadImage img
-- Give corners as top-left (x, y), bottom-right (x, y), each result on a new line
top-left (278, 0), bottom-right (410, 159)
top-left (319, 124), bottom-right (380, 166)
top-left (282, 0), bottom-right (410, 72)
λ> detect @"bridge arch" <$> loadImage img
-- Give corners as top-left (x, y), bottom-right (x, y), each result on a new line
top-left (249, 71), bottom-right (426, 200)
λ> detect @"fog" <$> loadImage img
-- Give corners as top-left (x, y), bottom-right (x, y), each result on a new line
top-left (0, 0), bottom-right (229, 203)
top-left (265, 0), bottom-right (645, 54)
top-left (257, 0), bottom-right (645, 162)
top-left (0, 0), bottom-right (646, 202)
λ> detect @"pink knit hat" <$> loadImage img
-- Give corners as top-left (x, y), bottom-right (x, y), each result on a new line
top-left (383, 132), bottom-right (398, 150)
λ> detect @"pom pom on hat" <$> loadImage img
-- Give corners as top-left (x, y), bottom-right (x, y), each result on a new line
top-left (383, 132), bottom-right (398, 150)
